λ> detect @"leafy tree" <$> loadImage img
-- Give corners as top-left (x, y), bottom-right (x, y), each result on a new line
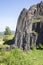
top-left (4, 26), bottom-right (12, 35)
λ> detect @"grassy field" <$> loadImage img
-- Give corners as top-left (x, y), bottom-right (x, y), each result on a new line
top-left (0, 48), bottom-right (43, 65)
top-left (0, 35), bottom-right (43, 65)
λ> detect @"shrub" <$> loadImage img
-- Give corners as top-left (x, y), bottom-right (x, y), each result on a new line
top-left (30, 45), bottom-right (36, 50)
top-left (33, 19), bottom-right (40, 23)
top-left (4, 26), bottom-right (12, 35)
top-left (3, 35), bottom-right (14, 41)
top-left (38, 44), bottom-right (43, 49)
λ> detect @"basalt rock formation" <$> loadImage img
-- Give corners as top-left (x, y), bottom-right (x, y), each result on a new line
top-left (14, 1), bottom-right (43, 50)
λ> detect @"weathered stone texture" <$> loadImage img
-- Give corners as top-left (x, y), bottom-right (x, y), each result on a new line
top-left (14, 1), bottom-right (43, 50)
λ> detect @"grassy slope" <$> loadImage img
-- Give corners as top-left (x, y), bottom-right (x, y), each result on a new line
top-left (0, 48), bottom-right (43, 65)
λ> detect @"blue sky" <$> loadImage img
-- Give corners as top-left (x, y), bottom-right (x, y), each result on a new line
top-left (0, 0), bottom-right (43, 32)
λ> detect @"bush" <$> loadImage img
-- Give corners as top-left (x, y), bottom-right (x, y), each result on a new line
top-left (4, 26), bottom-right (12, 35)
top-left (33, 19), bottom-right (40, 23)
top-left (30, 45), bottom-right (36, 50)
top-left (3, 35), bottom-right (14, 41)
top-left (38, 44), bottom-right (43, 49)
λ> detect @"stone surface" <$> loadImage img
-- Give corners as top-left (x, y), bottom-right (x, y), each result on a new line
top-left (14, 1), bottom-right (43, 50)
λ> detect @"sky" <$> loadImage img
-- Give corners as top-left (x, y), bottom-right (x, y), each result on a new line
top-left (0, 0), bottom-right (43, 32)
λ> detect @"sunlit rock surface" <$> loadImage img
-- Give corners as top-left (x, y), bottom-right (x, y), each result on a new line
top-left (14, 1), bottom-right (43, 50)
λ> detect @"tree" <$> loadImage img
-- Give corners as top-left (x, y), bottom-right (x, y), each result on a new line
top-left (4, 26), bottom-right (12, 35)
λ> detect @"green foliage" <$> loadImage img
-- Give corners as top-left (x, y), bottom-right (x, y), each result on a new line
top-left (0, 44), bottom-right (9, 49)
top-left (3, 35), bottom-right (14, 41)
top-left (33, 19), bottom-right (40, 23)
top-left (38, 44), bottom-right (43, 49)
top-left (4, 26), bottom-right (12, 35)
top-left (32, 31), bottom-right (38, 35)
top-left (0, 48), bottom-right (43, 65)
top-left (30, 45), bottom-right (36, 50)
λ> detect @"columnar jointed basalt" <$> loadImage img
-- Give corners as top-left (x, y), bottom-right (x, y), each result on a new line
top-left (14, 1), bottom-right (43, 50)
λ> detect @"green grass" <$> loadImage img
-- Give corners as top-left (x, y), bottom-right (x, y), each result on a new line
top-left (33, 19), bottom-right (41, 23)
top-left (0, 44), bottom-right (10, 49)
top-left (0, 48), bottom-right (43, 65)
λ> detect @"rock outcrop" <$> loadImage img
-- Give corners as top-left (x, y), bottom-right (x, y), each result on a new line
top-left (14, 1), bottom-right (43, 50)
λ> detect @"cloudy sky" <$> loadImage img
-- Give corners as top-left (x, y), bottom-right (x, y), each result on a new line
top-left (0, 0), bottom-right (43, 31)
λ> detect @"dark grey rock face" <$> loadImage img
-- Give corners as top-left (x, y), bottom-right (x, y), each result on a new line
top-left (14, 1), bottom-right (43, 50)
top-left (37, 1), bottom-right (43, 16)
top-left (14, 8), bottom-right (33, 50)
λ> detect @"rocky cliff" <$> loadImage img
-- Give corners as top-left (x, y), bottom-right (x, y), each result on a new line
top-left (14, 1), bottom-right (43, 50)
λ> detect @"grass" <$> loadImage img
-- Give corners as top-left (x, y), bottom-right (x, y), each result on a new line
top-left (0, 44), bottom-right (10, 49)
top-left (0, 35), bottom-right (43, 65)
top-left (0, 48), bottom-right (43, 65)
top-left (33, 19), bottom-right (41, 23)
